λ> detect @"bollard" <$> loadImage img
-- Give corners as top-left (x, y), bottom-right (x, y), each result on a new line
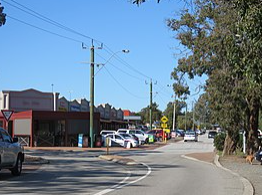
top-left (106, 137), bottom-right (110, 155)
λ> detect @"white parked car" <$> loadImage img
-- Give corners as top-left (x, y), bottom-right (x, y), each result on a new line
top-left (0, 128), bottom-right (24, 176)
top-left (120, 133), bottom-right (139, 147)
top-left (184, 131), bottom-right (198, 142)
top-left (258, 129), bottom-right (262, 139)
top-left (100, 130), bottom-right (116, 145)
top-left (117, 129), bottom-right (149, 144)
top-left (105, 134), bottom-right (126, 147)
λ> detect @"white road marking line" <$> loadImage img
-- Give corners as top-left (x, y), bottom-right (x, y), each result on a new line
top-left (93, 162), bottom-right (152, 195)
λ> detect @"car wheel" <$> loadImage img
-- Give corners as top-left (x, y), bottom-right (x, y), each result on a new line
top-left (145, 138), bottom-right (148, 144)
top-left (184, 140), bottom-right (187, 142)
top-left (11, 154), bottom-right (23, 176)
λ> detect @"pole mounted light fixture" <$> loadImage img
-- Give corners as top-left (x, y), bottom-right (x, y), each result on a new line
top-left (122, 49), bottom-right (130, 53)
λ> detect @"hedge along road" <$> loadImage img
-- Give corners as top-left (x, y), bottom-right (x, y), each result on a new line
top-left (0, 151), bottom-right (150, 195)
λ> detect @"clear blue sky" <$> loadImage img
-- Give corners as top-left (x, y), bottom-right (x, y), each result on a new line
top-left (1, 0), bottom-right (204, 112)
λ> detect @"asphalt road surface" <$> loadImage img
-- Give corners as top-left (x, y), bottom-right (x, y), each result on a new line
top-left (0, 134), bottom-right (244, 195)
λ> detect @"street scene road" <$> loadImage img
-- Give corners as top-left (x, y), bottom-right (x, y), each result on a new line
top-left (1, 1), bottom-right (262, 195)
top-left (0, 134), bottom-right (244, 195)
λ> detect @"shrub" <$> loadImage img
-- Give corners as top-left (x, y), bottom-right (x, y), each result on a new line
top-left (214, 133), bottom-right (226, 151)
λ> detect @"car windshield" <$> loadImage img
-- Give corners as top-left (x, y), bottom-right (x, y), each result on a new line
top-left (121, 134), bottom-right (131, 139)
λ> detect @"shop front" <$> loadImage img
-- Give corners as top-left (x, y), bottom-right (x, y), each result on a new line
top-left (8, 110), bottom-right (100, 147)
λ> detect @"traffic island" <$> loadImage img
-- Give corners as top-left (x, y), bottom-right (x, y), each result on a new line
top-left (24, 155), bottom-right (50, 165)
top-left (99, 155), bottom-right (140, 165)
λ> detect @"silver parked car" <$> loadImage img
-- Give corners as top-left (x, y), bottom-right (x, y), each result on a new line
top-left (184, 131), bottom-right (198, 142)
top-left (0, 128), bottom-right (24, 176)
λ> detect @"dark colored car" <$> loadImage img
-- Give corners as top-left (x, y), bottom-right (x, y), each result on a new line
top-left (176, 129), bottom-right (185, 137)
top-left (208, 131), bottom-right (217, 139)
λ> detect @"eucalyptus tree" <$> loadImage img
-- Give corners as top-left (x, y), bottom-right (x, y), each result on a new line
top-left (166, 0), bottom-right (251, 155)
top-left (163, 100), bottom-right (186, 129)
top-left (0, 2), bottom-right (6, 26)
top-left (194, 93), bottom-right (210, 129)
top-left (227, 0), bottom-right (262, 153)
top-left (132, 0), bottom-right (262, 154)
top-left (139, 102), bottom-right (162, 125)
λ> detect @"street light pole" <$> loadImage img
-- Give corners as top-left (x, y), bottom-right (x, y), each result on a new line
top-left (90, 44), bottom-right (95, 148)
top-left (150, 79), bottom-right (152, 130)
top-left (185, 103), bottom-right (187, 131)
top-left (192, 101), bottom-right (195, 131)
top-left (88, 46), bottom-right (129, 148)
top-left (172, 95), bottom-right (176, 130)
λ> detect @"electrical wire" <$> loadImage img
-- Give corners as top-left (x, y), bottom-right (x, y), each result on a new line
top-left (3, 0), bottom-right (102, 45)
top-left (4, 0), bottom-right (156, 83)
top-left (7, 15), bottom-right (83, 44)
top-left (156, 82), bottom-right (173, 97)
top-left (103, 44), bottom-right (152, 80)
top-left (155, 92), bottom-right (169, 106)
top-left (103, 66), bottom-right (148, 99)
top-left (95, 51), bottom-right (145, 81)
top-left (4, 0), bottom-right (172, 106)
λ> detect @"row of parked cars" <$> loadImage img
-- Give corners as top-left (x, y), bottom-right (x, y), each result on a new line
top-left (100, 129), bottom-right (148, 148)
top-left (100, 128), bottom-right (171, 148)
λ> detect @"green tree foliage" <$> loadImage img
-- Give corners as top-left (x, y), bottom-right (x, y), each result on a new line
top-left (214, 133), bottom-right (226, 151)
top-left (0, 2), bottom-right (6, 26)
top-left (167, 0), bottom-right (262, 155)
top-left (132, 0), bottom-right (161, 5)
top-left (177, 111), bottom-right (193, 130)
top-left (138, 102), bottom-right (162, 125)
top-left (163, 100), bottom-right (186, 129)
top-left (194, 93), bottom-right (210, 129)
top-left (134, 0), bottom-right (262, 154)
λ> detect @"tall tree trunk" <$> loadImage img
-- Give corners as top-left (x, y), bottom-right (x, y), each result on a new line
top-left (246, 99), bottom-right (260, 154)
top-left (222, 130), bottom-right (239, 156)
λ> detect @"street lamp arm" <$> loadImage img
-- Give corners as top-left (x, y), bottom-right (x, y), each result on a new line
top-left (94, 49), bottom-right (129, 77)
top-left (103, 49), bottom-right (130, 65)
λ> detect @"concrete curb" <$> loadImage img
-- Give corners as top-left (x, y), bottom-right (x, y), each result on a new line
top-left (214, 155), bottom-right (254, 195)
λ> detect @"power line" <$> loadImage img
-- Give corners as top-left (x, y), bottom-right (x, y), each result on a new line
top-left (155, 92), bottom-right (168, 107)
top-left (4, 0), bottom-right (159, 91)
top-left (95, 51), bottom-right (145, 81)
top-left (7, 15), bottom-right (83, 43)
top-left (103, 66), bottom-right (148, 99)
top-left (4, 0), bottom-right (154, 82)
top-left (3, 0), bottom-right (102, 45)
top-left (103, 44), bottom-right (152, 80)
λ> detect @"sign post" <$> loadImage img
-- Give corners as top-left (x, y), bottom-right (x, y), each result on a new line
top-left (161, 116), bottom-right (169, 143)
top-left (1, 110), bottom-right (14, 130)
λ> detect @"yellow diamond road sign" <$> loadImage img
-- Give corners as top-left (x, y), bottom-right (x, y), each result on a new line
top-left (161, 116), bottom-right (168, 123)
